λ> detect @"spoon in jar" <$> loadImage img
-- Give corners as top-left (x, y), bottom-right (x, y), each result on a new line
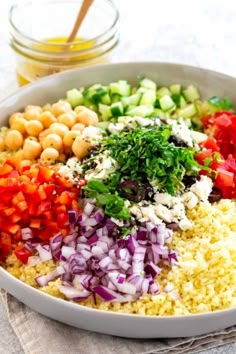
top-left (66, 0), bottom-right (94, 44)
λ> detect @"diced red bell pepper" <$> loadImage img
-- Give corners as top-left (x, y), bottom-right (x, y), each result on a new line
top-left (14, 246), bottom-right (32, 264)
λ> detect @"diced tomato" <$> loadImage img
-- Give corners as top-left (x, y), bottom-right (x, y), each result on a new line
top-left (199, 137), bottom-right (219, 152)
top-left (215, 114), bottom-right (232, 127)
top-left (215, 169), bottom-right (234, 188)
top-left (195, 149), bottom-right (213, 166)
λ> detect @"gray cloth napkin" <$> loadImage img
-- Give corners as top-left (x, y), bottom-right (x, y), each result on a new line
top-left (1, 290), bottom-right (236, 354)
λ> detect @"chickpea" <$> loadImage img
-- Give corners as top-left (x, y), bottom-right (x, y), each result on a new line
top-left (24, 105), bottom-right (42, 120)
top-left (42, 133), bottom-right (63, 151)
top-left (5, 130), bottom-right (23, 150)
top-left (74, 106), bottom-right (84, 114)
top-left (39, 111), bottom-right (57, 128)
top-left (72, 136), bottom-right (92, 160)
top-left (10, 116), bottom-right (27, 135)
top-left (57, 112), bottom-right (76, 128)
top-left (26, 136), bottom-right (38, 142)
top-left (23, 138), bottom-right (42, 160)
top-left (40, 148), bottom-right (59, 165)
top-left (0, 137), bottom-right (5, 151)
top-left (75, 107), bottom-right (98, 126)
top-left (25, 120), bottom-right (44, 137)
top-left (9, 112), bottom-right (24, 126)
top-left (38, 128), bottom-right (51, 143)
top-left (51, 100), bottom-right (71, 117)
top-left (71, 123), bottom-right (85, 132)
top-left (50, 123), bottom-right (69, 138)
top-left (63, 131), bottom-right (81, 148)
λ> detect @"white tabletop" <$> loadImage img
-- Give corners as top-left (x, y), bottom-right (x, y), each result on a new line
top-left (1, 1), bottom-right (236, 353)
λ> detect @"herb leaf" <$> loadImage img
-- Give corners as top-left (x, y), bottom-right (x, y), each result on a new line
top-left (82, 178), bottom-right (130, 220)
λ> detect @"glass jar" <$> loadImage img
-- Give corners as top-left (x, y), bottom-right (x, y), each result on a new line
top-left (9, 0), bottom-right (120, 86)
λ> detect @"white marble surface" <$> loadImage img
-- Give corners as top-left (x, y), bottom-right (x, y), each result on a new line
top-left (1, 0), bottom-right (236, 353)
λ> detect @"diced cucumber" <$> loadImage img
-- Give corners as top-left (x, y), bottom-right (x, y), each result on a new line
top-left (171, 94), bottom-right (187, 108)
top-left (151, 109), bottom-right (169, 119)
top-left (136, 87), bottom-right (149, 94)
top-left (98, 103), bottom-right (112, 121)
top-left (159, 95), bottom-right (176, 112)
top-left (122, 93), bottom-right (142, 108)
top-left (83, 84), bottom-right (111, 105)
top-left (178, 103), bottom-right (198, 118)
top-left (157, 87), bottom-right (171, 98)
top-left (169, 84), bottom-right (181, 95)
top-left (109, 80), bottom-right (131, 96)
top-left (182, 85), bottom-right (200, 103)
top-left (82, 97), bottom-right (98, 112)
top-left (66, 88), bottom-right (83, 108)
top-left (179, 95), bottom-right (187, 108)
top-left (139, 78), bottom-right (157, 91)
top-left (110, 102), bottom-right (124, 117)
top-left (126, 105), bottom-right (154, 117)
top-left (100, 92), bottom-right (111, 105)
top-left (139, 90), bottom-right (156, 105)
top-left (111, 94), bottom-right (122, 103)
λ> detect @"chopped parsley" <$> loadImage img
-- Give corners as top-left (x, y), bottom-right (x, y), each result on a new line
top-left (102, 124), bottom-right (200, 195)
top-left (82, 179), bottom-right (131, 220)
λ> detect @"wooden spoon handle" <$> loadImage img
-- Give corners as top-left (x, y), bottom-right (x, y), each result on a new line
top-left (67, 0), bottom-right (94, 43)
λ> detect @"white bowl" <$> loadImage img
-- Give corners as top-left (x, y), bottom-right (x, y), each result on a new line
top-left (1, 62), bottom-right (236, 338)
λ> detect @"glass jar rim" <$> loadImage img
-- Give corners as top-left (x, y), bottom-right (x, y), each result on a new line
top-left (9, 0), bottom-right (120, 51)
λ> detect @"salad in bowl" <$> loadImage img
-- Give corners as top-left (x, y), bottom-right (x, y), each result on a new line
top-left (1, 69), bottom-right (236, 320)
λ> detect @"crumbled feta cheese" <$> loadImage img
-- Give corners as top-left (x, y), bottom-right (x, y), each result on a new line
top-left (190, 175), bottom-right (213, 202)
top-left (190, 130), bottom-right (208, 144)
top-left (178, 217), bottom-right (192, 230)
top-left (167, 118), bottom-right (193, 147)
top-left (154, 204), bottom-right (172, 223)
top-left (82, 126), bottom-right (102, 146)
top-left (85, 151), bottom-right (118, 181)
top-left (58, 157), bottom-right (82, 183)
top-left (154, 192), bottom-right (176, 207)
top-left (108, 116), bottom-right (160, 132)
top-left (182, 191), bottom-right (199, 209)
top-left (108, 122), bottom-right (125, 134)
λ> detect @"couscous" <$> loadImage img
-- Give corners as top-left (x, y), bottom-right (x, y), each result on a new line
top-left (1, 77), bottom-right (236, 316)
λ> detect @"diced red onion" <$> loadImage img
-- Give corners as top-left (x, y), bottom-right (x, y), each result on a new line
top-left (35, 267), bottom-right (65, 287)
top-left (68, 210), bottom-right (78, 224)
top-left (83, 202), bottom-right (95, 216)
top-left (36, 244), bottom-right (52, 262)
top-left (61, 246), bottom-right (76, 260)
top-left (32, 200), bottom-right (178, 302)
top-left (144, 261), bottom-right (161, 278)
top-left (27, 256), bottom-right (41, 266)
top-left (58, 284), bottom-right (91, 299)
top-left (21, 227), bottom-right (33, 240)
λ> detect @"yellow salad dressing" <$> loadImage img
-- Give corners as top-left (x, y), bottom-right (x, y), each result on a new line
top-left (16, 37), bottom-right (108, 86)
